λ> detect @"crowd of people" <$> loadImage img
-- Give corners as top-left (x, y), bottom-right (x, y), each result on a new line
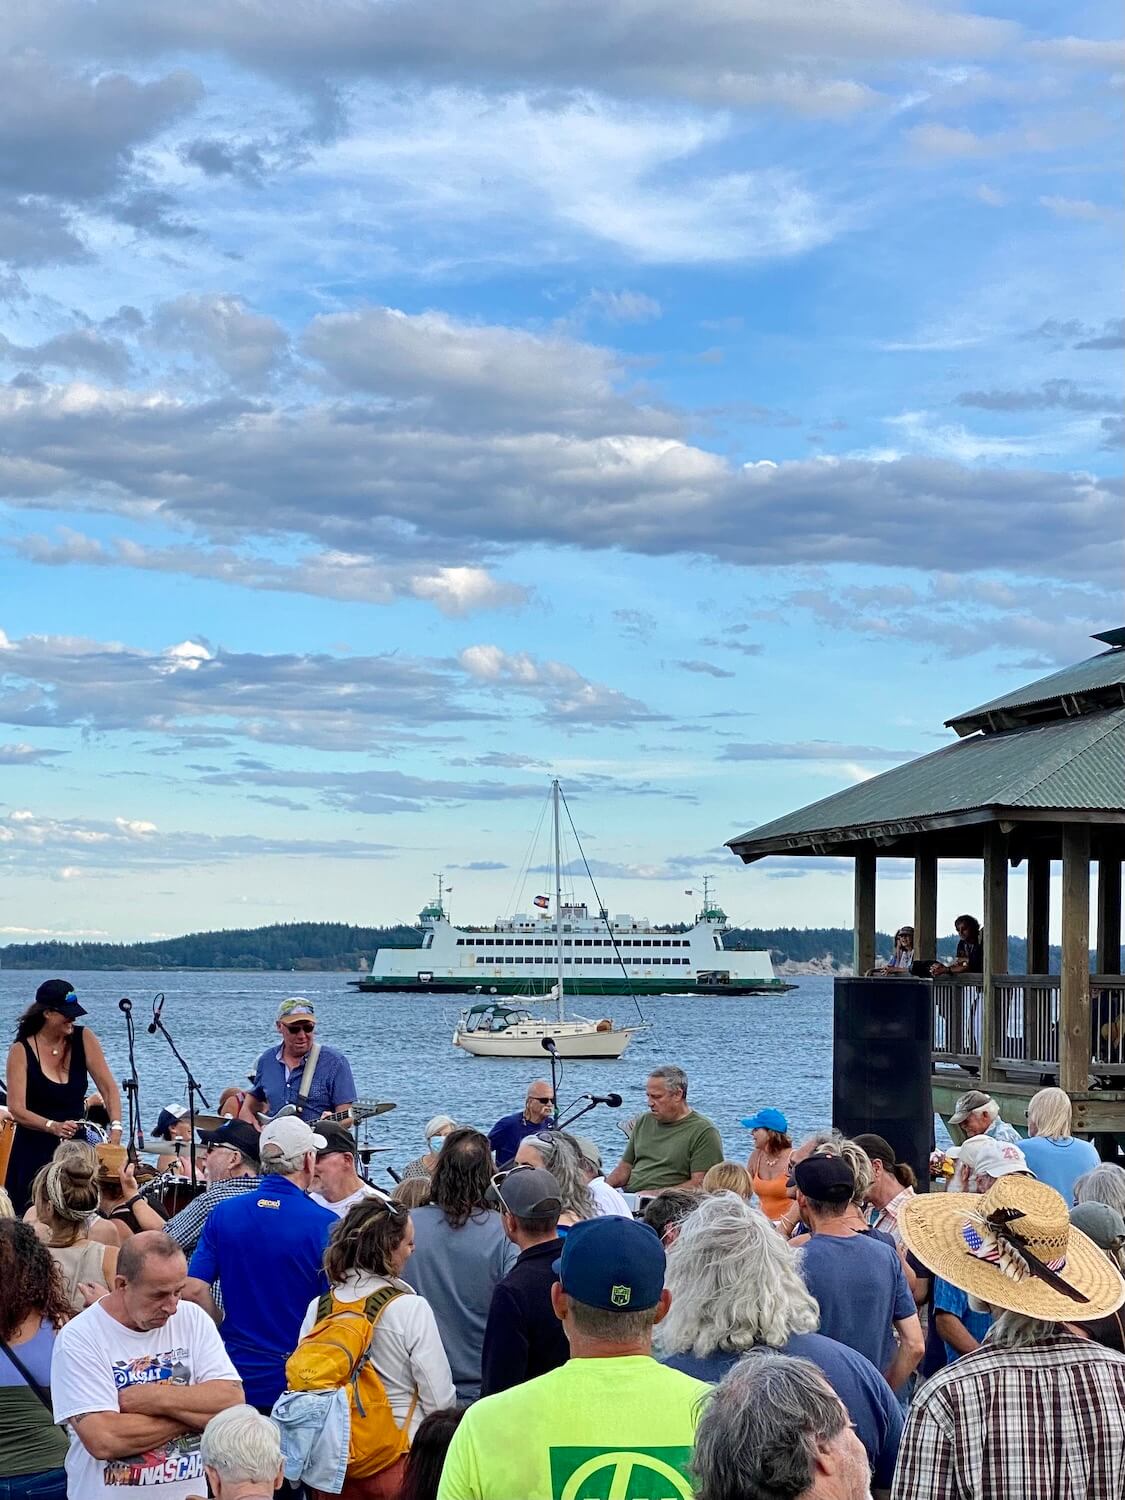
top-left (2, 981), bottom-right (1125, 1499)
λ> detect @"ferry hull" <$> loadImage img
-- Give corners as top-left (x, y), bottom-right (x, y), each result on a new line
top-left (351, 975), bottom-right (794, 996)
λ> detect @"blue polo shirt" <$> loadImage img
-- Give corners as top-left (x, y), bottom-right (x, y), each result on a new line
top-left (189, 1174), bottom-right (334, 1407)
top-left (249, 1042), bottom-right (357, 1122)
top-left (487, 1111), bottom-right (555, 1167)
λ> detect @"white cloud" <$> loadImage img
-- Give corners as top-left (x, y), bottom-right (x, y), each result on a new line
top-left (1039, 196), bottom-right (1117, 223)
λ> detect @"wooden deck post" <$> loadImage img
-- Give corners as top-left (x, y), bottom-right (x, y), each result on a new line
top-left (1026, 853), bottom-right (1051, 975)
top-left (1060, 824), bottom-right (1092, 1095)
top-left (980, 826), bottom-right (1008, 1084)
top-left (853, 851), bottom-right (876, 976)
top-left (1097, 857), bottom-right (1122, 976)
top-left (914, 851), bottom-right (937, 964)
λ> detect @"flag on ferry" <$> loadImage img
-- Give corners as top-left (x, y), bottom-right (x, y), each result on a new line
top-left (534, 895), bottom-right (550, 909)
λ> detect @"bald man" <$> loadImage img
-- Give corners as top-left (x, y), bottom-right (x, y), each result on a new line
top-left (487, 1081), bottom-right (556, 1166)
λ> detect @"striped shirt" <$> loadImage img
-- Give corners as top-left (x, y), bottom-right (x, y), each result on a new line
top-left (891, 1332), bottom-right (1125, 1500)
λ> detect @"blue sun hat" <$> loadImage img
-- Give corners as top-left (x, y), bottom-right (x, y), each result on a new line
top-left (741, 1107), bottom-right (789, 1133)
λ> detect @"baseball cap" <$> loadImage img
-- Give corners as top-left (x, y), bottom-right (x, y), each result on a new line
top-left (740, 1107), bottom-right (789, 1133)
top-left (153, 1104), bottom-right (190, 1139)
top-left (852, 1133), bottom-right (897, 1170)
top-left (965, 1138), bottom-right (1031, 1180)
top-left (794, 1154), bottom-right (855, 1203)
top-left (574, 1136), bottom-right (602, 1173)
top-left (35, 979), bottom-right (87, 1017)
top-left (316, 1121), bottom-right (358, 1157)
top-left (1070, 1201), bottom-right (1125, 1252)
top-left (949, 1089), bottom-right (992, 1125)
top-left (199, 1118), bottom-right (261, 1164)
top-left (260, 1116), bottom-right (326, 1163)
top-left (553, 1216), bottom-right (665, 1312)
top-left (276, 998), bottom-right (316, 1024)
top-left (491, 1166), bottom-right (562, 1218)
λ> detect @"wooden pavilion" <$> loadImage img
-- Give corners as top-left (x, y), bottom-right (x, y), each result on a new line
top-left (727, 628), bottom-right (1125, 1140)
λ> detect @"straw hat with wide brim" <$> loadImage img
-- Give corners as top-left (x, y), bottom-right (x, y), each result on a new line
top-left (900, 1175), bottom-right (1125, 1322)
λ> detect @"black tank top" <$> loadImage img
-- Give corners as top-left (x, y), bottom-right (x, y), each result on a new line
top-left (20, 1025), bottom-right (89, 1124)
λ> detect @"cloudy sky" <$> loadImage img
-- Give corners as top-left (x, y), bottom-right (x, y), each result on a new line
top-left (1, 1), bottom-right (1121, 946)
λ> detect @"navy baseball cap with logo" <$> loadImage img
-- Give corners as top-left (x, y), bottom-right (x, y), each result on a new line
top-left (35, 979), bottom-right (87, 1018)
top-left (553, 1215), bottom-right (666, 1311)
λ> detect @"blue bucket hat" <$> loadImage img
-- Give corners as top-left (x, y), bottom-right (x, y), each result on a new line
top-left (741, 1107), bottom-right (788, 1133)
top-left (553, 1216), bottom-right (665, 1312)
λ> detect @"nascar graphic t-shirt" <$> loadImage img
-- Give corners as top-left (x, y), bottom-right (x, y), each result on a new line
top-left (51, 1298), bottom-right (239, 1500)
top-left (436, 1354), bottom-right (709, 1500)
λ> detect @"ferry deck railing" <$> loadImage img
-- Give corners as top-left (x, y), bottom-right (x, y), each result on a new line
top-left (932, 974), bottom-right (1125, 1080)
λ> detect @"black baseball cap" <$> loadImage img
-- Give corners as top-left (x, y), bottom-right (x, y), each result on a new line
top-left (198, 1118), bottom-right (261, 1164)
top-left (794, 1155), bottom-right (855, 1204)
top-left (35, 979), bottom-right (87, 1017)
top-left (316, 1121), bottom-right (358, 1157)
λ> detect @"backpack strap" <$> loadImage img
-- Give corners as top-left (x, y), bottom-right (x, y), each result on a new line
top-left (315, 1292), bottom-right (333, 1322)
top-left (361, 1286), bottom-right (405, 1327)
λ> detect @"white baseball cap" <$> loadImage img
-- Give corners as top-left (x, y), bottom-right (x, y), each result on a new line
top-left (260, 1116), bottom-right (326, 1163)
top-left (963, 1136), bottom-right (1032, 1181)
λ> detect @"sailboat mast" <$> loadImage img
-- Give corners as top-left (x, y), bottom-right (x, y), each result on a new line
top-left (553, 779), bottom-right (564, 1021)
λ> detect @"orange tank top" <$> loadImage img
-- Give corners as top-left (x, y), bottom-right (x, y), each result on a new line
top-left (752, 1171), bottom-right (791, 1220)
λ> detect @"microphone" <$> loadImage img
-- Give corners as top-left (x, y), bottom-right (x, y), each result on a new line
top-left (584, 1092), bottom-right (623, 1108)
top-left (118, 998), bottom-right (132, 1014)
top-left (146, 993), bottom-right (166, 1035)
top-left (541, 1037), bottom-right (558, 1054)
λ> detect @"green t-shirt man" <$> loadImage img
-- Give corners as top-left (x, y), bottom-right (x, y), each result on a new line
top-left (437, 1353), bottom-right (709, 1500)
top-left (623, 1109), bottom-right (723, 1192)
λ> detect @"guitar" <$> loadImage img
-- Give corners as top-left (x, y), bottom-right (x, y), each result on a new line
top-left (263, 1097), bottom-right (396, 1127)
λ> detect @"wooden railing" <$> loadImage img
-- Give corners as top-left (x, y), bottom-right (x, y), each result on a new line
top-left (931, 974), bottom-right (1125, 1079)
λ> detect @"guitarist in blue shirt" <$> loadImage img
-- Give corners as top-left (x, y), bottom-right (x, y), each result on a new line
top-left (240, 998), bottom-right (357, 1127)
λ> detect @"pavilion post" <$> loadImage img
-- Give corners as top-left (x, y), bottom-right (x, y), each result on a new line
top-left (913, 851), bottom-right (937, 964)
top-left (980, 826), bottom-right (1008, 1085)
top-left (1059, 824), bottom-right (1092, 1095)
top-left (1097, 857), bottom-right (1122, 976)
top-left (1026, 853), bottom-right (1051, 974)
top-left (853, 851), bottom-right (876, 976)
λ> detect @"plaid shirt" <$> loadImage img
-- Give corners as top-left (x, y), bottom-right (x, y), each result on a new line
top-left (892, 1332), bottom-right (1125, 1500)
top-left (164, 1173), bottom-right (259, 1254)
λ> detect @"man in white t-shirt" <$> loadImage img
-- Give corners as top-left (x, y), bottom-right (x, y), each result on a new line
top-left (51, 1231), bottom-right (243, 1500)
top-left (310, 1122), bottom-right (389, 1217)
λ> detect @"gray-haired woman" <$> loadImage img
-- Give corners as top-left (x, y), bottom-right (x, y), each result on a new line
top-left (656, 1192), bottom-right (903, 1492)
top-left (514, 1130), bottom-right (594, 1225)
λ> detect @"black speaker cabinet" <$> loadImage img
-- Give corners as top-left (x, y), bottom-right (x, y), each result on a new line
top-left (833, 976), bottom-right (933, 1188)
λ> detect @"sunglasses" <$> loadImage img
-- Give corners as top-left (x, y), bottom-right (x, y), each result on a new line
top-left (528, 1096), bottom-right (555, 1106)
top-left (490, 1164), bottom-right (533, 1213)
top-left (281, 1020), bottom-right (316, 1034)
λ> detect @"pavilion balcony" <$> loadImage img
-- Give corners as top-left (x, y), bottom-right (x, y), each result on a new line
top-left (932, 974), bottom-right (1125, 1080)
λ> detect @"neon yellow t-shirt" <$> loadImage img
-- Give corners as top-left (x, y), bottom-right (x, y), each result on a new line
top-left (436, 1354), bottom-right (709, 1500)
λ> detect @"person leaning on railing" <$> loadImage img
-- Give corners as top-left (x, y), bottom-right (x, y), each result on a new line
top-left (930, 916), bottom-right (983, 977)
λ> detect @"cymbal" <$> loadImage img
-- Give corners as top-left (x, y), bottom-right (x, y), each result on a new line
top-left (356, 1146), bottom-right (392, 1155)
top-left (192, 1113), bottom-right (229, 1133)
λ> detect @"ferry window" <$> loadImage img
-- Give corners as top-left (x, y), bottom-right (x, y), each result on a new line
top-left (456, 939), bottom-right (463, 946)
top-left (643, 940), bottom-right (651, 948)
top-left (714, 936), bottom-right (722, 950)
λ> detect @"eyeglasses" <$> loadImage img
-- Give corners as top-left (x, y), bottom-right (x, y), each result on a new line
top-left (282, 1021), bottom-right (315, 1034)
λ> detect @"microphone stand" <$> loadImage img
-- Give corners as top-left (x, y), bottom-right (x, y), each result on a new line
top-left (118, 999), bottom-right (143, 1163)
top-left (556, 1096), bottom-right (621, 1133)
top-left (147, 995), bottom-right (210, 1188)
top-left (540, 1038), bottom-right (560, 1123)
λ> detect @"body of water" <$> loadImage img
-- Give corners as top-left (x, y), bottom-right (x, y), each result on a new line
top-left (0, 970), bottom-right (837, 1186)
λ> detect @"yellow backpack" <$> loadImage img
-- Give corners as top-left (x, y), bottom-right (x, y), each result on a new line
top-left (285, 1287), bottom-right (415, 1478)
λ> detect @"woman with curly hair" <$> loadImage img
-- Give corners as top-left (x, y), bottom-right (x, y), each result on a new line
top-left (0, 1218), bottom-right (72, 1497)
top-left (514, 1131), bottom-right (594, 1225)
top-left (400, 1127), bottom-right (517, 1403)
top-left (297, 1198), bottom-right (454, 1498)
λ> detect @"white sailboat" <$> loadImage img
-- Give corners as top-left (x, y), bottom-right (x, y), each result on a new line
top-left (452, 781), bottom-right (642, 1059)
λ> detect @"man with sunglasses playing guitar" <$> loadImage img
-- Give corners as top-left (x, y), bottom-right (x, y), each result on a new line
top-left (239, 998), bottom-right (357, 1130)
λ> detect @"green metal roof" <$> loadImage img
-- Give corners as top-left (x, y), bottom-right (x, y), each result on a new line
top-left (947, 637), bottom-right (1125, 736)
top-left (728, 705), bottom-right (1125, 859)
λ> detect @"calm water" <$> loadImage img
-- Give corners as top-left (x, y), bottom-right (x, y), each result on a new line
top-left (0, 971), bottom-right (835, 1187)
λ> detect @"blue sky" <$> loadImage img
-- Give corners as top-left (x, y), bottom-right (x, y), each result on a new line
top-left (0, 1), bottom-right (1121, 944)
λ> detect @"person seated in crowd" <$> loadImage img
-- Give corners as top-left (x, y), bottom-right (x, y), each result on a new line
top-left (239, 1000), bottom-right (356, 1128)
top-left (436, 1217), bottom-right (711, 1500)
top-left (1074, 1161), bottom-right (1125, 1214)
top-left (186, 1117), bottom-right (334, 1414)
top-left (693, 1352), bottom-right (879, 1500)
top-left (895, 1175), bottom-right (1125, 1498)
top-left (930, 915), bottom-right (983, 977)
top-left (401, 1127), bottom-right (516, 1403)
top-left (295, 1194), bottom-right (455, 1486)
top-left (639, 1188), bottom-right (705, 1247)
top-left (1020, 1087), bottom-right (1100, 1202)
top-left (480, 1166), bottom-right (568, 1396)
top-left (572, 1136), bottom-right (632, 1217)
top-left (605, 1066), bottom-right (723, 1195)
top-left (947, 1136), bottom-right (1031, 1197)
top-left (486, 1084), bottom-right (555, 1168)
top-left (31, 1153), bottom-right (118, 1313)
top-left (151, 1104), bottom-right (193, 1178)
top-left (51, 1233), bottom-right (243, 1499)
top-left (311, 1122), bottom-right (386, 1217)
top-left (199, 1405), bottom-right (283, 1500)
top-left (403, 1116), bottom-right (457, 1181)
top-left (742, 1108), bottom-right (794, 1221)
top-left (657, 1193), bottom-right (903, 1493)
top-left (514, 1130), bottom-right (594, 1226)
top-left (868, 926), bottom-right (917, 977)
top-left (0, 1219), bottom-right (72, 1500)
top-left (702, 1161), bottom-right (752, 1198)
top-left (794, 1156), bottom-right (922, 1394)
top-left (400, 1410), bottom-right (465, 1500)
top-left (947, 1089), bottom-right (1022, 1146)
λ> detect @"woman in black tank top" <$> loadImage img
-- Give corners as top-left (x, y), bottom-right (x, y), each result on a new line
top-left (5, 981), bottom-right (123, 1213)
